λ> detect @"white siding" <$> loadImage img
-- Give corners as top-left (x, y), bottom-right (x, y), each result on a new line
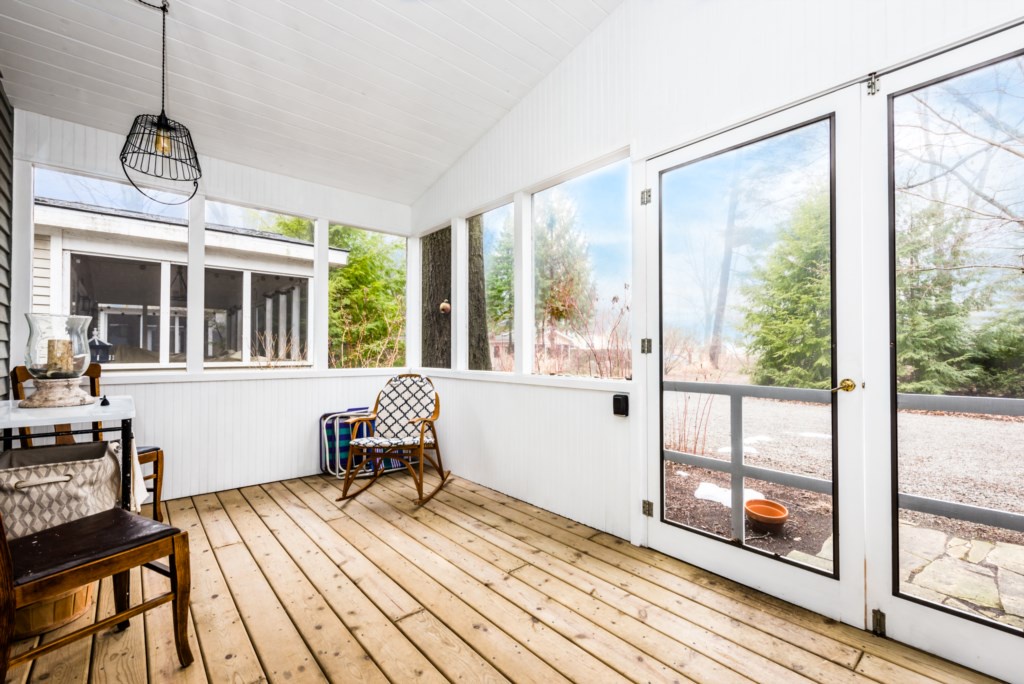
top-left (30, 232), bottom-right (48, 313)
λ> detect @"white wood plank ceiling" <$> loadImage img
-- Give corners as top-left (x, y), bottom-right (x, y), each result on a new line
top-left (0, 0), bottom-right (623, 205)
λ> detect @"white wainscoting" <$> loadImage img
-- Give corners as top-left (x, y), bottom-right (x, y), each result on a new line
top-left (101, 371), bottom-right (396, 500)
top-left (97, 372), bottom-right (632, 539)
top-left (430, 376), bottom-right (632, 540)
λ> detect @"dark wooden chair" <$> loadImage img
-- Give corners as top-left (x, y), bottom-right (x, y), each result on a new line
top-left (9, 365), bottom-right (165, 522)
top-left (337, 374), bottom-right (450, 505)
top-left (0, 508), bottom-right (193, 678)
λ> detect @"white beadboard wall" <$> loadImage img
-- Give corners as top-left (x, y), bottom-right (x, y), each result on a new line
top-left (100, 372), bottom-right (396, 500)
top-left (412, 0), bottom-right (1024, 230)
top-left (14, 110), bottom-right (410, 235)
top-left (404, 0), bottom-right (1024, 546)
top-left (8, 0), bottom-right (1023, 540)
top-left (97, 370), bottom-right (633, 537)
top-left (430, 377), bottom-right (632, 538)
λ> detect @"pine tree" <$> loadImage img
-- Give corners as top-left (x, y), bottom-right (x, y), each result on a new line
top-left (533, 189), bottom-right (595, 368)
top-left (893, 204), bottom-right (981, 394)
top-left (741, 190), bottom-right (832, 388)
top-left (327, 224), bottom-right (407, 368)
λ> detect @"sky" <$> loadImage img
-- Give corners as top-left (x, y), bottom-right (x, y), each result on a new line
top-left (34, 167), bottom-right (187, 219)
top-left (532, 158), bottom-right (632, 306)
top-left (660, 120), bottom-right (831, 341)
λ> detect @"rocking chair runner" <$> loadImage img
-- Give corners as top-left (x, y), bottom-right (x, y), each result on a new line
top-left (337, 374), bottom-right (450, 505)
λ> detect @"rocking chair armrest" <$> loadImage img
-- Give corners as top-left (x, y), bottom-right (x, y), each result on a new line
top-left (345, 414), bottom-right (376, 425)
top-left (408, 416), bottom-right (435, 425)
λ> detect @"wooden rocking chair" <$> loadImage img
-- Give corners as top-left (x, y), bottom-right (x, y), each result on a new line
top-left (337, 374), bottom-right (450, 505)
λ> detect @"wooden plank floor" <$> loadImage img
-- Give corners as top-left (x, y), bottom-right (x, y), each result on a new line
top-left (4, 473), bottom-right (1000, 684)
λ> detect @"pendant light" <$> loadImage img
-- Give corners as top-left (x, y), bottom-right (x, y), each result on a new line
top-left (120, 0), bottom-right (201, 205)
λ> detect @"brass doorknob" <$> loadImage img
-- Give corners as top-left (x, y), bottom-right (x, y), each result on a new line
top-left (831, 378), bottom-right (856, 393)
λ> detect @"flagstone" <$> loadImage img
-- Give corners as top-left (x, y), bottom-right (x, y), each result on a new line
top-left (785, 549), bottom-right (832, 572)
top-left (914, 557), bottom-right (1001, 609)
top-left (818, 535), bottom-right (833, 561)
top-left (946, 537), bottom-right (969, 560)
top-left (989, 542), bottom-right (1024, 576)
top-left (900, 581), bottom-right (946, 605)
top-left (899, 525), bottom-right (947, 562)
top-left (993, 613), bottom-right (1024, 630)
top-left (944, 597), bottom-right (989, 618)
top-left (965, 540), bottom-right (993, 565)
top-left (997, 567), bottom-right (1024, 618)
top-left (899, 551), bottom-right (930, 582)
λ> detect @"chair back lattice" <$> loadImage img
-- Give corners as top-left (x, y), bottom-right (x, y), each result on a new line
top-left (374, 376), bottom-right (437, 441)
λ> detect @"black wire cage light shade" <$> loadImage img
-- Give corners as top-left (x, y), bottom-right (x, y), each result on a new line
top-left (120, 0), bottom-right (201, 205)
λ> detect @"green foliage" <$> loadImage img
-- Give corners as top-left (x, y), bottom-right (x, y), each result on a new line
top-left (485, 218), bottom-right (515, 337)
top-left (259, 214), bottom-right (314, 242)
top-left (741, 191), bottom-right (832, 388)
top-left (970, 298), bottom-right (1024, 396)
top-left (533, 190), bottom-right (595, 338)
top-left (327, 225), bottom-right (407, 367)
top-left (893, 203), bottom-right (984, 394)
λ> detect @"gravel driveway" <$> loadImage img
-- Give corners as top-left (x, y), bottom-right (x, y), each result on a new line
top-left (663, 391), bottom-right (1024, 521)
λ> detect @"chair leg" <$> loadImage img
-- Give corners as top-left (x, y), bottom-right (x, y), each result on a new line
top-left (152, 451), bottom-right (165, 523)
top-left (113, 571), bottom-right (131, 631)
top-left (0, 532), bottom-right (15, 683)
top-left (411, 446), bottom-right (423, 499)
top-left (414, 430), bottom-right (450, 506)
top-left (170, 532), bottom-right (194, 668)
top-left (337, 450), bottom-right (386, 502)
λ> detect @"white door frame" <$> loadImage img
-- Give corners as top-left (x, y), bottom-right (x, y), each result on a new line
top-left (642, 25), bottom-right (1024, 683)
top-left (861, 26), bottom-right (1024, 683)
top-left (644, 85), bottom-right (867, 626)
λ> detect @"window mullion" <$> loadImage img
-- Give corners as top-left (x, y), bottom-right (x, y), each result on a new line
top-left (186, 194), bottom-right (205, 374)
top-left (513, 191), bottom-right (532, 376)
top-left (313, 218), bottom-right (329, 370)
top-left (453, 216), bottom-right (468, 371)
top-left (159, 261), bottom-right (170, 365)
top-left (406, 236), bottom-right (422, 368)
top-left (241, 270), bottom-right (252, 364)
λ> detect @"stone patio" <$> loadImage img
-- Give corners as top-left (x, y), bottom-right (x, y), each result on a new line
top-left (787, 522), bottom-right (1024, 630)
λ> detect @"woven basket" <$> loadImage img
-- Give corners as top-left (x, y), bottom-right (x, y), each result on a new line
top-left (14, 583), bottom-right (95, 638)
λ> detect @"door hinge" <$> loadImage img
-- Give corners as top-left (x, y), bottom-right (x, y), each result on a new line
top-left (640, 188), bottom-right (652, 205)
top-left (871, 608), bottom-right (886, 637)
top-left (642, 500), bottom-right (654, 517)
top-left (641, 338), bottom-right (652, 354)
top-left (867, 72), bottom-right (880, 96)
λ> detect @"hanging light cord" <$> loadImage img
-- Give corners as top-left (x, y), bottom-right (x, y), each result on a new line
top-left (122, 0), bottom-right (196, 205)
top-left (134, 0), bottom-right (169, 115)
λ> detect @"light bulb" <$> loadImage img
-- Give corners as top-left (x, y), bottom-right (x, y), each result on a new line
top-left (154, 129), bottom-right (172, 156)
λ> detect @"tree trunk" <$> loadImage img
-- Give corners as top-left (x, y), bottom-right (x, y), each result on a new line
top-left (421, 228), bottom-right (451, 368)
top-left (709, 186), bottom-right (740, 368)
top-left (467, 216), bottom-right (492, 370)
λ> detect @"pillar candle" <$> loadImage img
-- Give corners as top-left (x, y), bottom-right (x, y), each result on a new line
top-left (47, 338), bottom-right (74, 374)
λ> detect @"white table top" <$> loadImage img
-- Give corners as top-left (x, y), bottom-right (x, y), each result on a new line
top-left (0, 395), bottom-right (135, 430)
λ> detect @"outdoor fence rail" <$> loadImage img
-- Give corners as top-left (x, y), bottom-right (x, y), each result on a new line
top-left (663, 381), bottom-right (1024, 545)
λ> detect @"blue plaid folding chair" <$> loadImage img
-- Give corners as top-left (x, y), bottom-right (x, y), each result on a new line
top-left (336, 374), bottom-right (450, 505)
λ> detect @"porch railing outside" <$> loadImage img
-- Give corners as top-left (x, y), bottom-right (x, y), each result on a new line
top-left (663, 381), bottom-right (1024, 545)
